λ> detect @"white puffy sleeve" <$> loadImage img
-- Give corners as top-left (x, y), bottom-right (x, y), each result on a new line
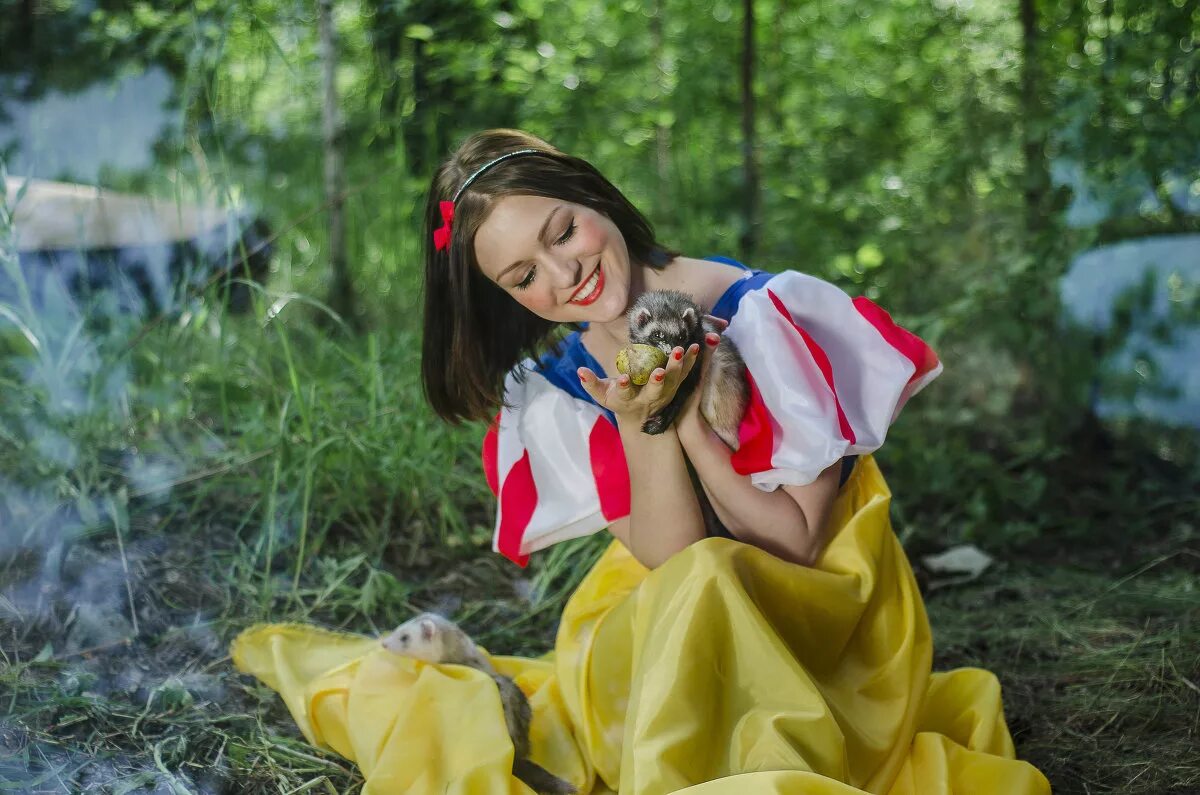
top-left (481, 361), bottom-right (630, 567)
top-left (724, 271), bottom-right (942, 490)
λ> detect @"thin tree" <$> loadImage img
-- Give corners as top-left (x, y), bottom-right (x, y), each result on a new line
top-left (651, 0), bottom-right (671, 216)
top-left (1020, 0), bottom-right (1049, 240)
top-left (740, 0), bottom-right (761, 259)
top-left (318, 0), bottom-right (356, 325)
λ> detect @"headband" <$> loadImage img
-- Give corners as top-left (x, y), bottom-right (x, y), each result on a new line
top-left (433, 148), bottom-right (543, 252)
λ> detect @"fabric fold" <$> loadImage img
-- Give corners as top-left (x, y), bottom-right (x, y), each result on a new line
top-left (231, 456), bottom-right (1049, 795)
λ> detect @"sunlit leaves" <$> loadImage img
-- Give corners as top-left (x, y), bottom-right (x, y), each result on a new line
top-left (404, 24), bottom-right (434, 41)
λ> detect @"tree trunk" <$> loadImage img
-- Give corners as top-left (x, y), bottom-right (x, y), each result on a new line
top-left (651, 0), bottom-right (671, 216)
top-left (1020, 0), bottom-right (1049, 240)
top-left (739, 0), bottom-right (761, 259)
top-left (364, 0), bottom-right (404, 145)
top-left (318, 0), bottom-right (356, 325)
top-left (769, 0), bottom-right (787, 133)
top-left (17, 0), bottom-right (35, 55)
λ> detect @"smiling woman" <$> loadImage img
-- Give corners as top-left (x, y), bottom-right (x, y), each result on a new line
top-left (418, 129), bottom-right (676, 426)
top-left (473, 195), bottom-right (630, 320)
top-left (236, 129), bottom-right (1050, 795)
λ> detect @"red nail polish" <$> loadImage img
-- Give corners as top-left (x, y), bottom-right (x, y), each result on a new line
top-left (673, 350), bottom-right (683, 360)
top-left (578, 371), bottom-right (587, 382)
top-left (654, 372), bottom-right (664, 382)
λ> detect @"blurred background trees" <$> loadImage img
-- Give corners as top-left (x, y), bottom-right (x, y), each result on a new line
top-left (3, 0), bottom-right (1198, 546)
top-left (2, 0), bottom-right (1196, 551)
top-left (1, 3), bottom-right (1197, 790)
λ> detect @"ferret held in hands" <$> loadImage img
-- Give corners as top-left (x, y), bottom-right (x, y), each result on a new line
top-left (381, 613), bottom-right (576, 795)
top-left (628, 290), bottom-right (748, 449)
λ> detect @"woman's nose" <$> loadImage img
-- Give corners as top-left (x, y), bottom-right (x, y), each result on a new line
top-left (545, 256), bottom-right (582, 291)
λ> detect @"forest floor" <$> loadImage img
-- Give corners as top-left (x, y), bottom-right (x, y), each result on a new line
top-left (1, 480), bottom-right (1197, 794)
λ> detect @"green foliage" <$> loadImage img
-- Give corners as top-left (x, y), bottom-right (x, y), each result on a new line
top-left (1, 0), bottom-right (1199, 791)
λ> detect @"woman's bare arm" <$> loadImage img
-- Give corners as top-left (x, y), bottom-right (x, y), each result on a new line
top-left (675, 325), bottom-right (840, 566)
top-left (578, 342), bottom-right (709, 569)
top-left (607, 424), bottom-right (706, 569)
top-left (678, 417), bottom-right (840, 566)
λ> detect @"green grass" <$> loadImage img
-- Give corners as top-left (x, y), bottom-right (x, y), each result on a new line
top-left (925, 555), bottom-right (1200, 794)
top-left (1, 459), bottom-right (1196, 793)
top-left (1, 279), bottom-right (1196, 793)
top-left (2, 149), bottom-right (1199, 793)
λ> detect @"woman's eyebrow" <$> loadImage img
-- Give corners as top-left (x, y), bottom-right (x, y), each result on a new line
top-left (498, 205), bottom-right (562, 279)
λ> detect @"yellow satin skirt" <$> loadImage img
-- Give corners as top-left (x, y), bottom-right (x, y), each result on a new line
top-left (231, 455), bottom-right (1051, 794)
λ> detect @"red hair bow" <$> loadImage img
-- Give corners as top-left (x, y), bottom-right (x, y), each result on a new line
top-left (433, 201), bottom-right (455, 251)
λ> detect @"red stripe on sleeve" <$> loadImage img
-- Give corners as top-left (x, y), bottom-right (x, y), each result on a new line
top-left (730, 369), bottom-right (775, 476)
top-left (589, 416), bottom-right (630, 521)
top-left (482, 412), bottom-right (500, 497)
top-left (496, 451), bottom-right (535, 567)
top-left (768, 290), bottom-right (857, 445)
top-left (852, 296), bottom-right (940, 384)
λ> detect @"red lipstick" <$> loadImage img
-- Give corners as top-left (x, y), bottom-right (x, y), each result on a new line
top-left (569, 264), bottom-right (605, 306)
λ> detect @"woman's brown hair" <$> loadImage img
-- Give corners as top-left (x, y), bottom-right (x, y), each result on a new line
top-left (421, 129), bottom-right (674, 423)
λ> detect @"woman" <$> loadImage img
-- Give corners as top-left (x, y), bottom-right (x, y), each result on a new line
top-left (234, 130), bottom-right (1050, 795)
top-left (424, 130), bottom-right (911, 570)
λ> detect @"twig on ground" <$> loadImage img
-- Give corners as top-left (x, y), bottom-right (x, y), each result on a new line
top-left (130, 448), bottom-right (276, 499)
top-left (51, 636), bottom-right (132, 661)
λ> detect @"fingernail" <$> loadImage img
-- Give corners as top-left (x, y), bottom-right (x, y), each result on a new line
top-left (673, 349), bottom-right (683, 361)
top-left (578, 370), bottom-right (587, 382)
top-left (706, 333), bottom-right (719, 346)
top-left (654, 372), bottom-right (664, 382)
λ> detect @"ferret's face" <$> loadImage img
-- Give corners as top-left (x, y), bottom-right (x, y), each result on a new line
top-left (381, 616), bottom-right (445, 663)
top-left (631, 298), bottom-right (700, 355)
top-left (474, 195), bottom-right (632, 325)
top-left (632, 315), bottom-right (690, 355)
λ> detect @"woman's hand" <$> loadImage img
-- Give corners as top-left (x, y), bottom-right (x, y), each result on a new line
top-left (577, 342), bottom-right (702, 426)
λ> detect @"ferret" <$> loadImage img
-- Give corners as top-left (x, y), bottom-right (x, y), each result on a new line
top-left (628, 290), bottom-right (748, 450)
top-left (381, 613), bottom-right (576, 795)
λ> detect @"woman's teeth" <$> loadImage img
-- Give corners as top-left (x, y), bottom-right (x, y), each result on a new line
top-left (571, 267), bottom-right (602, 304)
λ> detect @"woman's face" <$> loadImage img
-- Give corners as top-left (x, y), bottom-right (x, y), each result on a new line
top-left (473, 194), bottom-right (632, 324)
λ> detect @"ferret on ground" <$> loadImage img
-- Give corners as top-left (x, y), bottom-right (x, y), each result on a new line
top-left (628, 289), bottom-right (748, 451)
top-left (381, 613), bottom-right (576, 795)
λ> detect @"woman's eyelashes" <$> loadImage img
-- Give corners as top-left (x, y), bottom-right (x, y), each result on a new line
top-left (514, 220), bottom-right (576, 291)
top-left (516, 266), bottom-right (536, 290)
top-left (557, 220), bottom-right (575, 245)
